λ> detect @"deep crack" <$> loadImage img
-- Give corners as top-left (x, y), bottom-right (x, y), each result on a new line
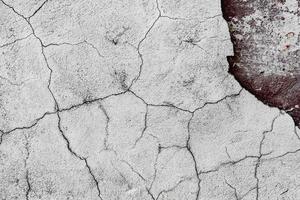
top-left (57, 113), bottom-right (103, 200)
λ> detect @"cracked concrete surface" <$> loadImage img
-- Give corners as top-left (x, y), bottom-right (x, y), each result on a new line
top-left (0, 0), bottom-right (299, 199)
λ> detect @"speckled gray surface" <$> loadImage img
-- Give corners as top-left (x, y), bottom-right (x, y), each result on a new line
top-left (0, 0), bottom-right (299, 199)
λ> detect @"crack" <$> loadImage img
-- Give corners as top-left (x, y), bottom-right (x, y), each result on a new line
top-left (129, 89), bottom-right (192, 114)
top-left (0, 85), bottom-right (245, 198)
top-left (133, 105), bottom-right (148, 147)
top-left (0, 91), bottom-right (127, 146)
top-left (182, 35), bottom-right (230, 75)
top-left (1, 0), bottom-right (48, 19)
top-left (147, 188), bottom-right (156, 200)
top-left (293, 125), bottom-right (300, 141)
top-left (186, 114), bottom-right (201, 200)
top-left (28, 0), bottom-right (49, 19)
top-left (128, 0), bottom-right (208, 90)
top-left (98, 103), bottom-right (110, 151)
top-left (0, 111), bottom-right (55, 145)
top-left (254, 161), bottom-right (260, 199)
top-left (192, 88), bottom-right (243, 113)
top-left (199, 155), bottom-right (260, 175)
top-left (129, 89), bottom-right (194, 147)
top-left (43, 40), bottom-right (105, 58)
top-left (280, 188), bottom-right (289, 195)
top-left (0, 33), bottom-right (33, 48)
top-left (225, 179), bottom-right (239, 200)
top-left (157, 0), bottom-right (200, 21)
top-left (155, 0), bottom-right (162, 16)
top-left (57, 112), bottom-right (83, 159)
top-left (128, 0), bottom-right (161, 90)
top-left (262, 148), bottom-right (300, 161)
top-left (225, 185), bottom-right (257, 200)
top-left (24, 134), bottom-right (31, 200)
top-left (131, 87), bottom-right (242, 117)
top-left (126, 7), bottom-right (243, 115)
top-left (84, 40), bottom-right (105, 58)
top-left (0, 0), bottom-right (27, 19)
top-left (149, 103), bottom-right (193, 114)
top-left (240, 187), bottom-right (257, 200)
top-left (147, 145), bottom-right (202, 199)
top-left (0, 0), bottom-right (62, 125)
top-left (121, 160), bottom-right (146, 182)
top-left (130, 84), bottom-right (242, 117)
top-left (159, 145), bottom-right (186, 151)
top-left (187, 41), bottom-right (210, 56)
top-left (1, 3), bottom-right (279, 200)
top-left (155, 177), bottom-right (194, 200)
top-left (1, 0), bottom-right (60, 111)
top-left (205, 14), bottom-right (222, 20)
top-left (159, 0), bottom-right (222, 22)
top-left (84, 159), bottom-right (103, 200)
top-left (57, 113), bottom-right (103, 200)
top-left (129, 88), bottom-right (243, 200)
top-left (254, 114), bottom-right (280, 200)
top-left (225, 146), bottom-right (232, 160)
top-left (184, 89), bottom-right (245, 200)
top-left (160, 15), bottom-right (197, 21)
top-left (59, 91), bottom-right (126, 113)
top-left (40, 45), bottom-right (60, 111)
top-left (25, 170), bottom-right (31, 200)
top-left (148, 145), bottom-right (160, 192)
top-left (186, 148), bottom-right (200, 200)
top-left (42, 41), bottom-right (86, 48)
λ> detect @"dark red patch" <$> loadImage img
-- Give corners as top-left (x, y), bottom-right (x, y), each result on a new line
top-left (221, 0), bottom-right (300, 126)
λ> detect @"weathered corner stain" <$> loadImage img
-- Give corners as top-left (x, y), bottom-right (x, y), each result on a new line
top-left (221, 0), bottom-right (300, 127)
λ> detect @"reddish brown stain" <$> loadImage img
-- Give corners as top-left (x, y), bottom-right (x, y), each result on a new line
top-left (221, 0), bottom-right (256, 20)
top-left (221, 0), bottom-right (300, 126)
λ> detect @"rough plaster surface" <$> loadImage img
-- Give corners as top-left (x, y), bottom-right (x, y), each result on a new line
top-left (0, 0), bottom-right (299, 200)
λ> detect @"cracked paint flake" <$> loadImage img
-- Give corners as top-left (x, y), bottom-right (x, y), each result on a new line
top-left (1, 0), bottom-right (300, 200)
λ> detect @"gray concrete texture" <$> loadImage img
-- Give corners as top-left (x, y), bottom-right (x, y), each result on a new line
top-left (0, 0), bottom-right (299, 199)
